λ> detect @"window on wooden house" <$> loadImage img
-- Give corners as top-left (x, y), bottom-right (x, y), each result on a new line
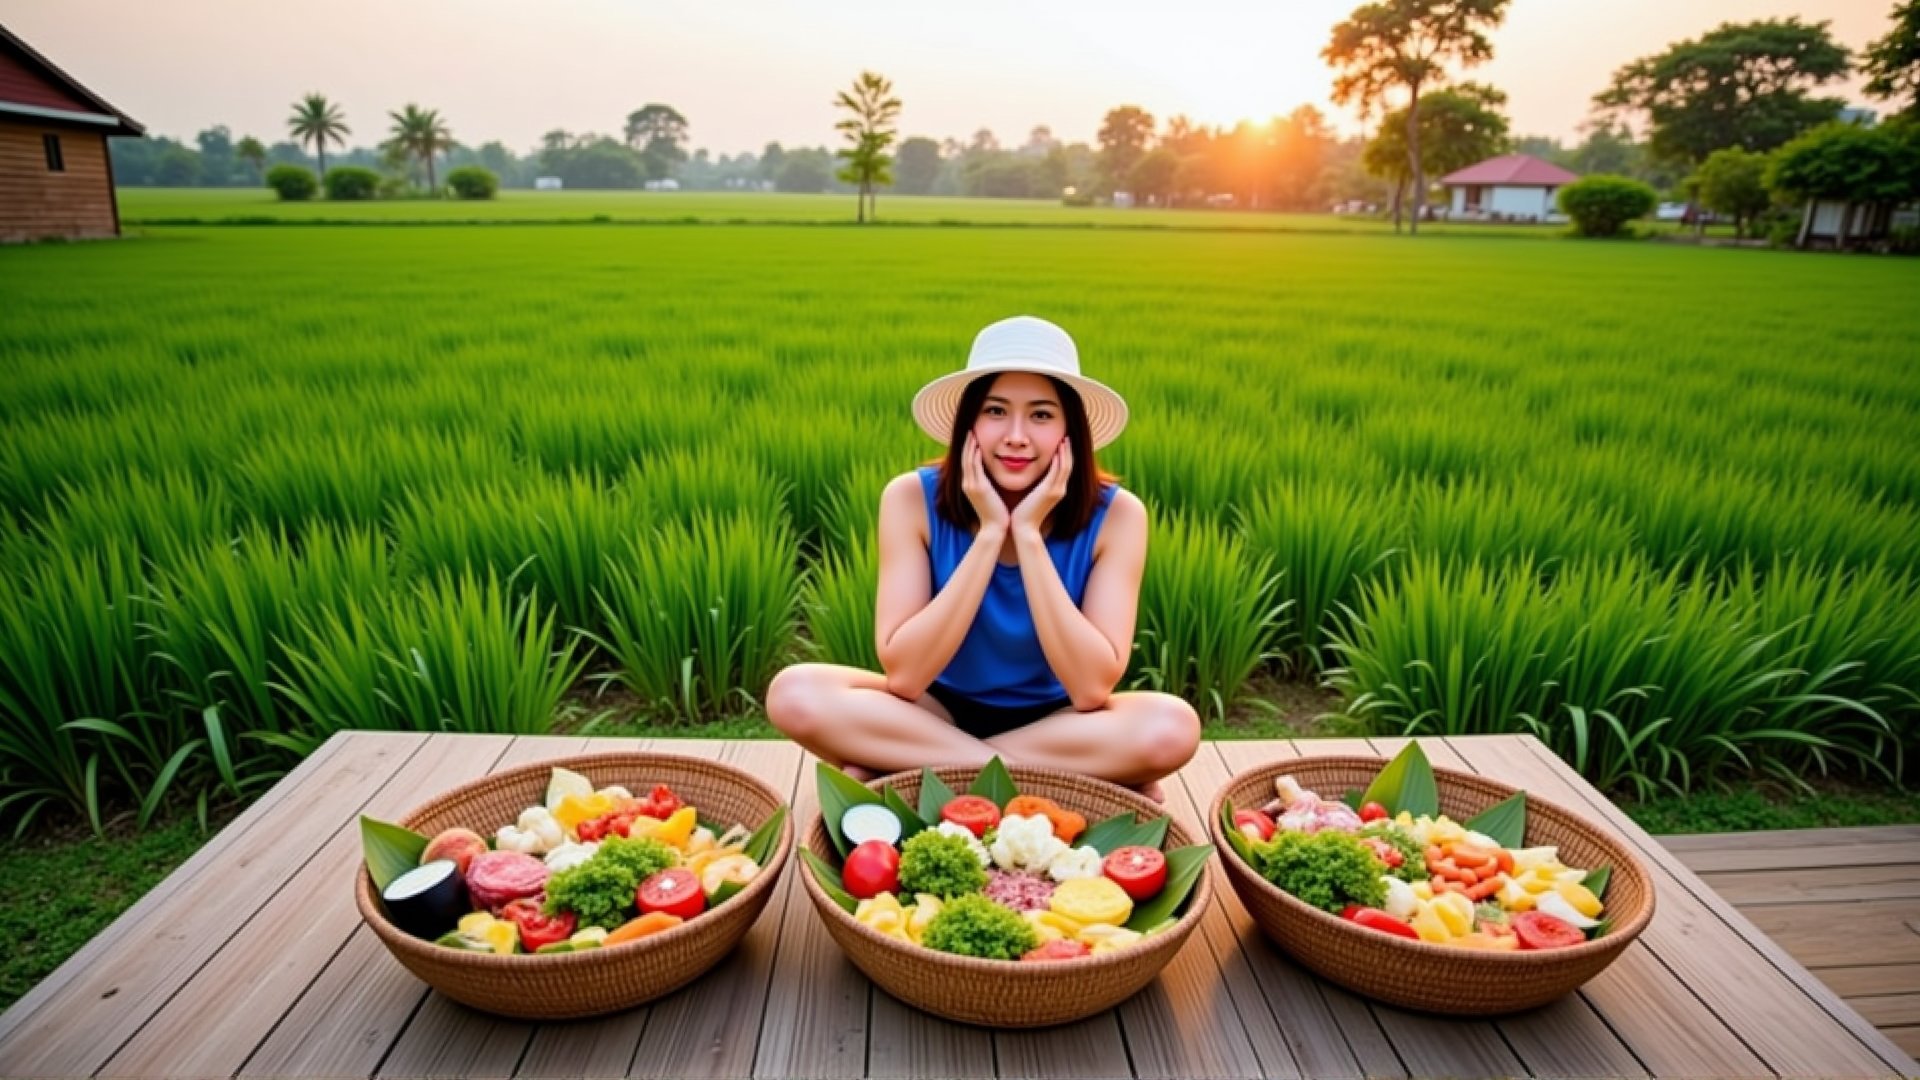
top-left (44, 133), bottom-right (65, 172)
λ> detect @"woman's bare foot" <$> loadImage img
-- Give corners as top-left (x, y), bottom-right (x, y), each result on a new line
top-left (1135, 778), bottom-right (1166, 804)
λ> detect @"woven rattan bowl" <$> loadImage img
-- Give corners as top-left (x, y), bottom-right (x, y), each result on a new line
top-left (1209, 755), bottom-right (1655, 1016)
top-left (354, 751), bottom-right (791, 1020)
top-left (799, 765), bottom-right (1212, 1028)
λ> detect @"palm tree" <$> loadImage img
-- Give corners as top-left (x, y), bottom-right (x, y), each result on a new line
top-left (388, 104), bottom-right (453, 195)
top-left (287, 93), bottom-right (349, 177)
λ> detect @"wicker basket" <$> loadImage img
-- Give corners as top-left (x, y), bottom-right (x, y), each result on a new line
top-left (1208, 755), bottom-right (1655, 1016)
top-left (799, 765), bottom-right (1212, 1028)
top-left (354, 751), bottom-right (791, 1020)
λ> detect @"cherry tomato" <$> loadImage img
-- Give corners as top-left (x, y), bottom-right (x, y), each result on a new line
top-left (1340, 904), bottom-right (1420, 940)
top-left (637, 868), bottom-right (706, 920)
top-left (842, 839), bottom-right (901, 900)
top-left (1021, 939), bottom-right (1092, 961)
top-left (1512, 911), bottom-right (1585, 951)
top-left (1102, 845), bottom-right (1168, 901)
top-left (1360, 801), bottom-right (1389, 823)
top-left (636, 784), bottom-right (683, 821)
top-left (501, 897), bottom-right (577, 952)
top-left (940, 795), bottom-right (1001, 838)
top-left (1232, 809), bottom-right (1276, 842)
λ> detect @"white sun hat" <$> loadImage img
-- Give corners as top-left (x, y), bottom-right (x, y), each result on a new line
top-left (911, 316), bottom-right (1129, 449)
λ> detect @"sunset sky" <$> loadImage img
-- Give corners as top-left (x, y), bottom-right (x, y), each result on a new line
top-left (3, 0), bottom-right (1897, 156)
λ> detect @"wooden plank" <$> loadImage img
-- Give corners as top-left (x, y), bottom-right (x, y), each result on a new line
top-left (1693, 865), bottom-right (1920, 906)
top-left (1853, 995), bottom-right (1920, 1028)
top-left (101, 735), bottom-right (520, 1079)
top-left (1741, 900), bottom-right (1920, 969)
top-left (625, 739), bottom-right (839, 1079)
top-left (1467, 734), bottom-right (1913, 1077)
top-left (1190, 741), bottom-right (1379, 1079)
top-left (0, 731), bottom-right (430, 1078)
top-left (752, 753), bottom-right (868, 1079)
top-left (1660, 826), bottom-right (1920, 852)
top-left (1129, 756), bottom-right (1303, 1078)
top-left (1889, 1026), bottom-right (1920, 1058)
top-left (993, 1015), bottom-right (1133, 1079)
top-left (1664, 841), bottom-right (1920, 875)
top-left (1817, 965), bottom-right (1920, 999)
top-left (867, 994), bottom-right (995, 1079)
top-left (0, 729), bottom-right (352, 1048)
top-left (242, 736), bottom-right (598, 1080)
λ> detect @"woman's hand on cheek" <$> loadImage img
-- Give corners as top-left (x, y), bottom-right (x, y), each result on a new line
top-left (963, 434), bottom-right (1011, 534)
top-left (1010, 441), bottom-right (1070, 538)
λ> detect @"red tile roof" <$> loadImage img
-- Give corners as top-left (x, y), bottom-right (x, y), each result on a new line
top-left (1440, 154), bottom-right (1579, 187)
top-left (0, 21), bottom-right (143, 135)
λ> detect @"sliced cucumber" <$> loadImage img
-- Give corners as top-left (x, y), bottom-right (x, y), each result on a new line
top-left (841, 803), bottom-right (903, 847)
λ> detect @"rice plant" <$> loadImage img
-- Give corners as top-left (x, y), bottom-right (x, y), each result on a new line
top-left (803, 540), bottom-right (881, 671)
top-left (591, 510), bottom-right (804, 721)
top-left (1129, 508), bottom-right (1286, 722)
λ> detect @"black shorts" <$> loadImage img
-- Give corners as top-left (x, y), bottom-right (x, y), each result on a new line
top-left (927, 683), bottom-right (1072, 741)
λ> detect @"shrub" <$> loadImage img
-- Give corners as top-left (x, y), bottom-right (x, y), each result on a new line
top-left (1558, 175), bottom-right (1658, 238)
top-left (446, 165), bottom-right (499, 200)
top-left (264, 164), bottom-right (317, 201)
top-left (323, 166), bottom-right (380, 201)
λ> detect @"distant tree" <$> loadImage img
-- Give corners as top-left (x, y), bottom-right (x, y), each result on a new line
top-left (1271, 104), bottom-right (1339, 208)
top-left (1363, 82), bottom-right (1510, 216)
top-left (195, 126), bottom-right (239, 187)
top-left (1595, 18), bottom-right (1851, 167)
top-left (1021, 126), bottom-right (1058, 156)
top-left (541, 129), bottom-right (574, 155)
top-left (560, 139), bottom-right (646, 188)
top-left (1689, 147), bottom-right (1774, 236)
top-left (1511, 135), bottom-right (1564, 162)
top-left (1128, 147), bottom-right (1180, 204)
top-left (387, 104), bottom-right (453, 193)
top-left (1767, 121), bottom-right (1920, 247)
top-left (1325, 0), bottom-right (1513, 234)
top-left (776, 149), bottom-right (833, 193)
top-left (833, 70), bottom-right (901, 222)
top-left (474, 141), bottom-right (517, 185)
top-left (236, 135), bottom-right (268, 183)
top-left (895, 136), bottom-right (942, 194)
top-left (1097, 106), bottom-right (1154, 193)
top-left (446, 165), bottom-right (499, 200)
top-left (323, 165), bottom-right (381, 201)
top-left (1863, 1), bottom-right (1920, 117)
top-left (1160, 115), bottom-right (1206, 156)
top-left (758, 142), bottom-right (786, 183)
top-left (287, 93), bottom-right (349, 177)
top-left (156, 141), bottom-right (201, 186)
top-left (626, 104), bottom-right (690, 181)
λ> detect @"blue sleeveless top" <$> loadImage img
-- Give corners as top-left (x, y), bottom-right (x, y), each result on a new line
top-left (917, 465), bottom-right (1116, 708)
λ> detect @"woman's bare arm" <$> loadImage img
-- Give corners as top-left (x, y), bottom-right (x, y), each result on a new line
top-left (1016, 489), bottom-right (1146, 711)
top-left (872, 472), bottom-right (1004, 700)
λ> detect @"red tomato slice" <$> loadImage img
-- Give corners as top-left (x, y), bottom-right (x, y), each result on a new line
top-left (1102, 845), bottom-right (1168, 901)
top-left (1360, 801), bottom-right (1389, 822)
top-left (1347, 906), bottom-right (1420, 940)
top-left (501, 897), bottom-right (577, 951)
top-left (637, 868), bottom-right (706, 919)
top-left (1512, 911), bottom-right (1585, 951)
top-left (940, 796), bottom-right (1001, 838)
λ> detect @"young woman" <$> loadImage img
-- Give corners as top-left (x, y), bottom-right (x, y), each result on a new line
top-left (766, 316), bottom-right (1199, 798)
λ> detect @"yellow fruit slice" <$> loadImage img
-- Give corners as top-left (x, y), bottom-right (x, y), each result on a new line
top-left (553, 792), bottom-right (616, 832)
top-left (1050, 876), bottom-right (1134, 926)
top-left (1555, 880), bottom-right (1603, 918)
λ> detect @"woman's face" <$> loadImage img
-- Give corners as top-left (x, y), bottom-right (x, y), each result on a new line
top-left (971, 372), bottom-right (1067, 492)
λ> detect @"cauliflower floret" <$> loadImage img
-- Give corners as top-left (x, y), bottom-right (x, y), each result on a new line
top-left (1380, 875), bottom-right (1418, 919)
top-left (989, 814), bottom-right (1068, 873)
top-left (1046, 845), bottom-right (1103, 882)
top-left (496, 806), bottom-right (566, 853)
top-left (543, 840), bottom-right (599, 872)
top-left (934, 821), bottom-right (992, 866)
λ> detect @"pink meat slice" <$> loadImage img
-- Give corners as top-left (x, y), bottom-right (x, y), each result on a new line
top-left (465, 851), bottom-right (550, 911)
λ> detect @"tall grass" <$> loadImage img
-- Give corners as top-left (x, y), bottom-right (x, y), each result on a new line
top-left (1130, 509), bottom-right (1286, 722)
top-left (592, 511), bottom-right (804, 721)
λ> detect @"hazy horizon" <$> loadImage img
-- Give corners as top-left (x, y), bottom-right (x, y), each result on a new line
top-left (4, 0), bottom-right (1895, 157)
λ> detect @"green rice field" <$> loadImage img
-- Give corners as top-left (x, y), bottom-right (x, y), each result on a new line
top-left (3, 199), bottom-right (1917, 834)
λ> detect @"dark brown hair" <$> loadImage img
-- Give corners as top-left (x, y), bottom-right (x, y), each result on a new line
top-left (931, 373), bottom-right (1115, 538)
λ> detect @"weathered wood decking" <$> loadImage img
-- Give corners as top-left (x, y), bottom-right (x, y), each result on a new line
top-left (1667, 824), bottom-right (1920, 1060)
top-left (0, 732), bottom-right (1912, 1079)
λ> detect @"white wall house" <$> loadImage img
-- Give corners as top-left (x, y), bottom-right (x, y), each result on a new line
top-left (1439, 154), bottom-right (1580, 223)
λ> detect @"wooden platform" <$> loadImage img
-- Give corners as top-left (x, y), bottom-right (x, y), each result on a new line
top-left (0, 732), bottom-right (1913, 1079)
top-left (1666, 824), bottom-right (1920, 1061)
